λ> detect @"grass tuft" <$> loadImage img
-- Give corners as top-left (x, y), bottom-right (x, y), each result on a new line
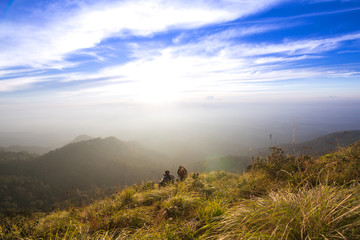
top-left (205, 184), bottom-right (360, 239)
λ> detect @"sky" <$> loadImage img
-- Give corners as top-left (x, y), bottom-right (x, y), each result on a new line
top-left (0, 0), bottom-right (360, 152)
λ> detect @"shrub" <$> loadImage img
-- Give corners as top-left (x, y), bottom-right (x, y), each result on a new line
top-left (120, 188), bottom-right (135, 206)
top-left (197, 198), bottom-right (225, 223)
top-left (136, 181), bottom-right (155, 192)
top-left (108, 207), bottom-right (152, 230)
top-left (162, 195), bottom-right (204, 219)
top-left (237, 171), bottom-right (274, 198)
top-left (139, 189), bottom-right (168, 206)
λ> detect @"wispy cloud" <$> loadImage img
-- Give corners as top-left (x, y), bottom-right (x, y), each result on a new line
top-left (2, 24), bottom-right (359, 99)
top-left (0, 75), bottom-right (50, 92)
top-left (198, 24), bottom-right (292, 42)
top-left (1, 0), bottom-right (359, 104)
top-left (219, 33), bottom-right (360, 57)
top-left (50, 30), bottom-right (360, 102)
top-left (242, 5), bottom-right (360, 24)
top-left (0, 0), bottom-right (284, 70)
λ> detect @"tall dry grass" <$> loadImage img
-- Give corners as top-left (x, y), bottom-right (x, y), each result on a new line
top-left (205, 184), bottom-right (360, 239)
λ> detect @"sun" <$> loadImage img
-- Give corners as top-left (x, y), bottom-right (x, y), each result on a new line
top-left (135, 78), bottom-right (181, 104)
top-left (117, 56), bottom-right (190, 104)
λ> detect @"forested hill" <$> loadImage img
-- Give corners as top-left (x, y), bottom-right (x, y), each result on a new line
top-left (0, 137), bottom-right (170, 217)
top-left (33, 137), bottom-right (169, 189)
top-left (281, 129), bottom-right (360, 155)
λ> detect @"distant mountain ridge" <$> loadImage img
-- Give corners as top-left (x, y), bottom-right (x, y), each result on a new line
top-left (0, 134), bottom-right (94, 156)
top-left (69, 134), bottom-right (95, 144)
top-left (281, 130), bottom-right (360, 155)
top-left (0, 145), bottom-right (51, 155)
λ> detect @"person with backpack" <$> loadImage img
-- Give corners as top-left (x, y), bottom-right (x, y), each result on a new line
top-left (159, 170), bottom-right (174, 187)
top-left (177, 165), bottom-right (188, 181)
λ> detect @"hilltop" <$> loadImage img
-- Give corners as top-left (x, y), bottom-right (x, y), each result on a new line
top-left (2, 140), bottom-right (360, 239)
top-left (34, 136), bottom-right (169, 187)
top-left (68, 135), bottom-right (95, 144)
top-left (0, 137), bottom-right (170, 217)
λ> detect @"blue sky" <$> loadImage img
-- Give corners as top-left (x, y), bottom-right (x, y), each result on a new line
top-left (0, 0), bottom-right (360, 146)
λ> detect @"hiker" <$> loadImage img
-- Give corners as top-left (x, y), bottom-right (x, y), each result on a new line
top-left (177, 165), bottom-right (188, 181)
top-left (159, 170), bottom-right (174, 187)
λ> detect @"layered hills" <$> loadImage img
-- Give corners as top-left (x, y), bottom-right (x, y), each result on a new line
top-left (0, 130), bottom-right (359, 226)
top-left (1, 130), bottom-right (359, 218)
top-left (2, 140), bottom-right (360, 239)
top-left (0, 137), bottom-right (169, 216)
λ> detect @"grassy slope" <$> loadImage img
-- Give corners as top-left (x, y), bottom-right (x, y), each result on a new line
top-left (1, 142), bottom-right (360, 239)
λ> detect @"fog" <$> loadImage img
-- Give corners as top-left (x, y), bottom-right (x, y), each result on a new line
top-left (1, 98), bottom-right (360, 160)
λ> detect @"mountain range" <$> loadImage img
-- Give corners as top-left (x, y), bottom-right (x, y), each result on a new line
top-left (1, 130), bottom-right (360, 217)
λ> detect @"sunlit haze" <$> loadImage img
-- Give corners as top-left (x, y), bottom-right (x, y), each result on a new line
top-left (1, 0), bottom-right (360, 156)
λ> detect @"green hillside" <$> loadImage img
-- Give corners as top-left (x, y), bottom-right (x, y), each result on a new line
top-left (2, 141), bottom-right (360, 239)
top-left (0, 137), bottom-right (170, 218)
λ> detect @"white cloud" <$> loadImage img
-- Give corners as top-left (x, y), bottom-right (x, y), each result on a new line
top-left (202, 24), bottom-right (289, 41)
top-left (51, 31), bottom-right (360, 102)
top-left (0, 0), bottom-right (284, 70)
top-left (219, 33), bottom-right (360, 57)
top-left (2, 27), bottom-right (359, 98)
top-left (2, 0), bottom-right (359, 101)
top-left (0, 76), bottom-right (49, 92)
top-left (253, 55), bottom-right (319, 64)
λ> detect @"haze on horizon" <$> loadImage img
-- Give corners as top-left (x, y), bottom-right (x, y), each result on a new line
top-left (1, 0), bottom-right (360, 156)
